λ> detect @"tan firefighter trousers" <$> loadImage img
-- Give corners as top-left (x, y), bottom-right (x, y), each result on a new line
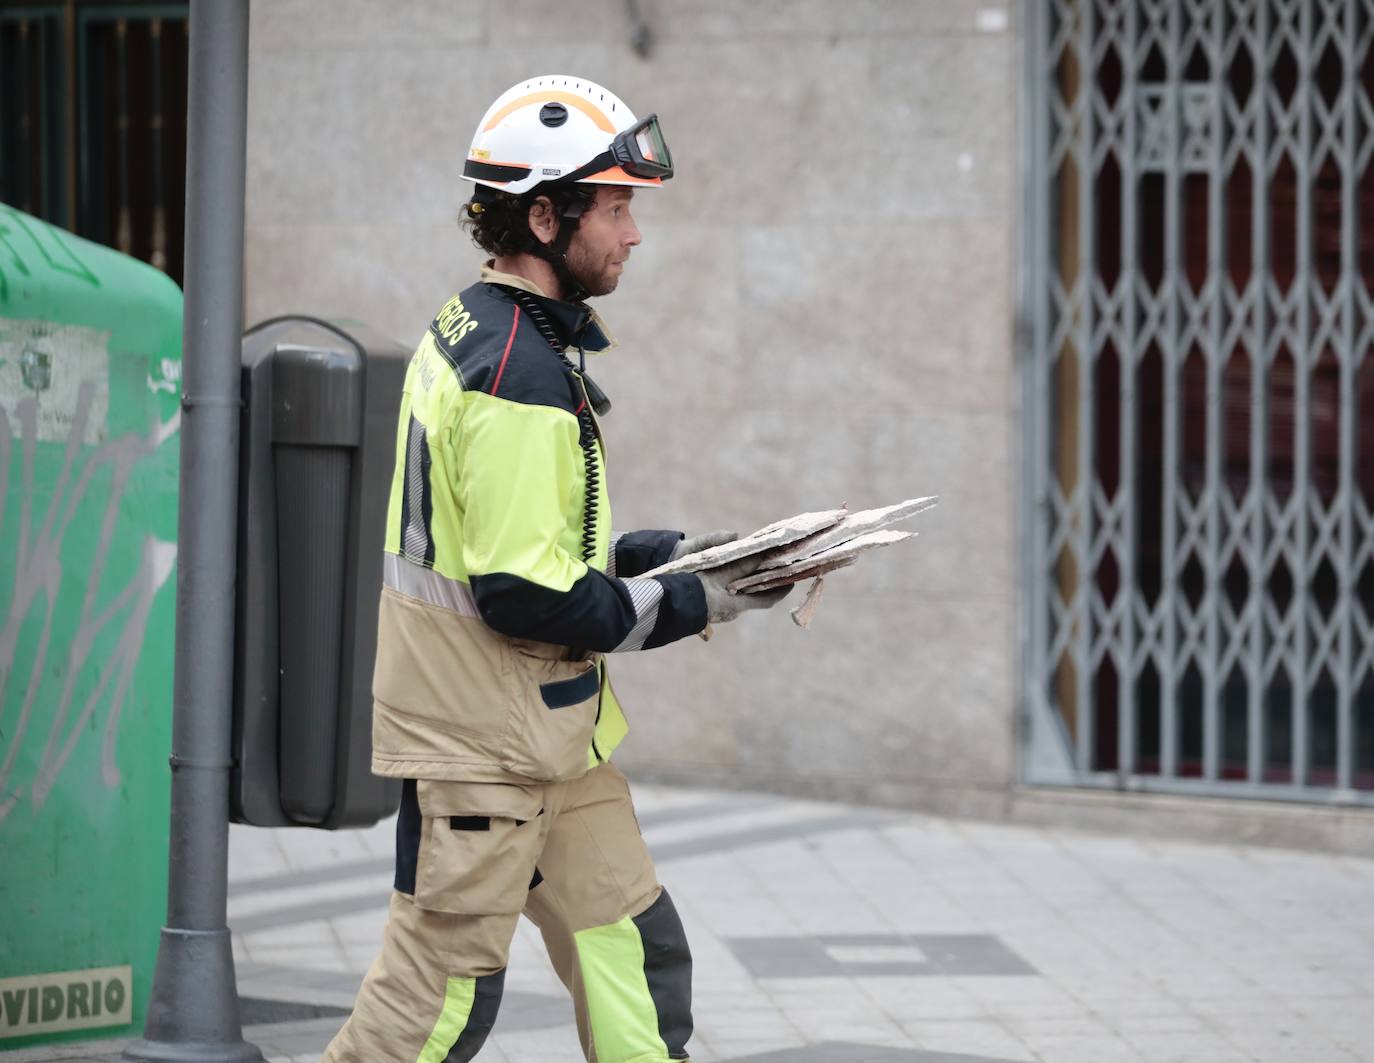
top-left (320, 762), bottom-right (692, 1063)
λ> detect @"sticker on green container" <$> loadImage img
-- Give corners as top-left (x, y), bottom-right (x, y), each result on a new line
top-left (0, 966), bottom-right (134, 1040)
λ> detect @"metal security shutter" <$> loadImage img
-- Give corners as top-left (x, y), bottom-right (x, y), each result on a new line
top-left (1023, 0), bottom-right (1374, 804)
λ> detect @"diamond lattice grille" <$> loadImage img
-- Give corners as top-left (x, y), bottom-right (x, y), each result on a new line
top-left (1025, 0), bottom-right (1374, 801)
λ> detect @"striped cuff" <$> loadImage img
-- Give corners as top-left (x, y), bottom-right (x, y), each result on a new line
top-left (606, 534), bottom-right (622, 578)
top-left (611, 577), bottom-right (665, 652)
top-left (643, 573), bottom-right (708, 648)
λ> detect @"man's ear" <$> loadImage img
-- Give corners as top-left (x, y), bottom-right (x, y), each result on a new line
top-left (527, 196), bottom-right (559, 247)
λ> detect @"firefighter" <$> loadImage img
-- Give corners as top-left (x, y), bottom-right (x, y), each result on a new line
top-left (321, 75), bottom-right (788, 1063)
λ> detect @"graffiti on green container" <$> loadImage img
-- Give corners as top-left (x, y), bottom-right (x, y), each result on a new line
top-left (0, 385), bottom-right (178, 822)
top-left (0, 207), bottom-right (99, 303)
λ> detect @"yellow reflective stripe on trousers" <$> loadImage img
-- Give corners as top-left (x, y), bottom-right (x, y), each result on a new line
top-left (416, 976), bottom-right (476, 1063)
top-left (575, 916), bottom-right (670, 1063)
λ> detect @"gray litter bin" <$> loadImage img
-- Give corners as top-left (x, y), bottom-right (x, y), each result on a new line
top-left (232, 317), bottom-right (407, 828)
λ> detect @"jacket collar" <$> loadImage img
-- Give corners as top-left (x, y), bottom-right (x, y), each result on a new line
top-left (480, 262), bottom-right (618, 354)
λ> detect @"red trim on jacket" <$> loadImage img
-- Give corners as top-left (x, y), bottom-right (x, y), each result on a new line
top-left (489, 305), bottom-right (521, 396)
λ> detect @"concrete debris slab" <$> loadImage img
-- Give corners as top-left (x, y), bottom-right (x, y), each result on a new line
top-left (757, 495), bottom-right (938, 572)
top-left (729, 530), bottom-right (913, 592)
top-left (646, 507), bottom-right (850, 576)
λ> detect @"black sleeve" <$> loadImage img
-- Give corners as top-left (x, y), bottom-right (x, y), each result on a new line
top-left (471, 569), bottom-right (707, 652)
top-left (614, 529), bottom-right (684, 578)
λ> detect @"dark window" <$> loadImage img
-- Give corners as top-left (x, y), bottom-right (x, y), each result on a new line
top-left (1, 3), bottom-right (189, 285)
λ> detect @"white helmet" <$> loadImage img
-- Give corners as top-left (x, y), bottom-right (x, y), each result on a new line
top-left (463, 75), bottom-right (673, 196)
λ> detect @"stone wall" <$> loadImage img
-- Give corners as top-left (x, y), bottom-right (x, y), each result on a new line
top-left (244, 0), bottom-right (1022, 812)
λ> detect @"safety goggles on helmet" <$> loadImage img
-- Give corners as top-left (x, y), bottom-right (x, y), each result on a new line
top-left (558, 114), bottom-right (674, 184)
top-left (615, 114), bottom-right (673, 179)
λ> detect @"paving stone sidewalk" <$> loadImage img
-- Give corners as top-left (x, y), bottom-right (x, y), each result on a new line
top-left (7, 781), bottom-right (1374, 1063)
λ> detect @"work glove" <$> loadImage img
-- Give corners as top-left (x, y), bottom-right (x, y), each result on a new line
top-left (696, 554), bottom-right (793, 625)
top-left (670, 528), bottom-right (739, 562)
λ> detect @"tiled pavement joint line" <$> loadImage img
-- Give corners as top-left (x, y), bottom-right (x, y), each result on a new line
top-left (718, 829), bottom-right (934, 1055)
top-left (1154, 851), bottom-right (1368, 1063)
top-left (725, 934), bottom-right (1038, 980)
top-left (236, 963), bottom-right (363, 990)
top-left (721, 1046), bottom-right (1026, 1062)
top-left (736, 818), bottom-right (983, 1027)
top-left (652, 812), bottom-right (900, 862)
top-left (859, 824), bottom-right (1150, 1056)
top-left (0, 1037), bottom-right (1027, 1063)
top-left (944, 824), bottom-right (1186, 988)
top-left (1142, 843), bottom-right (1333, 1046)
top-left (227, 796), bottom-right (785, 898)
top-left (799, 821), bottom-right (1004, 1038)
top-left (230, 856), bottom-right (392, 898)
top-left (233, 890), bottom-right (391, 933)
top-left (968, 825), bottom-right (1253, 1058)
top-left (1144, 835), bottom-right (1373, 993)
top-left (1029, 826), bottom-right (1289, 1053)
top-left (231, 812), bottom-right (898, 932)
top-left (634, 794), bottom-right (781, 830)
top-left (236, 959), bottom-right (577, 1036)
top-left (237, 996), bottom-right (350, 1024)
top-left (945, 820), bottom-right (1367, 1061)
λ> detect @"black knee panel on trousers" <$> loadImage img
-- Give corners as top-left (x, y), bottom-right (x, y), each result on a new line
top-left (395, 778), bottom-right (421, 895)
top-left (443, 969), bottom-right (505, 1063)
top-left (632, 890), bottom-right (694, 1060)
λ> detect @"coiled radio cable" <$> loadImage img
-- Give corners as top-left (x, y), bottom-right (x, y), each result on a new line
top-left (508, 289), bottom-right (607, 564)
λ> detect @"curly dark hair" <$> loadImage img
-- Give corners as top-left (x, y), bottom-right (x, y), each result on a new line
top-left (460, 184), bottom-right (594, 257)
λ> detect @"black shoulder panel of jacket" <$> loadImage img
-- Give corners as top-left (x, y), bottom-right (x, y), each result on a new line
top-left (614, 530), bottom-right (685, 579)
top-left (430, 282), bottom-right (581, 414)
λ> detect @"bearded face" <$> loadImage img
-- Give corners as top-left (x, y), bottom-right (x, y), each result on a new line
top-left (563, 187), bottom-right (640, 298)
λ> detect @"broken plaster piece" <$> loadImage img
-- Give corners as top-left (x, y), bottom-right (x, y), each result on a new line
top-left (645, 507), bottom-right (849, 577)
top-left (730, 529), bottom-right (914, 593)
top-left (790, 577), bottom-right (826, 629)
top-left (757, 496), bottom-right (938, 572)
top-left (732, 555), bottom-right (858, 594)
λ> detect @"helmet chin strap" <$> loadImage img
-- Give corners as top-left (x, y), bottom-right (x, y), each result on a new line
top-left (532, 194), bottom-right (591, 304)
top-left (469, 182), bottom-right (593, 304)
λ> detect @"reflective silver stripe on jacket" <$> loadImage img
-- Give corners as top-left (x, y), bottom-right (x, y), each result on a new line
top-left (613, 576), bottom-right (663, 652)
top-left (606, 533), bottom-right (622, 579)
top-left (384, 552), bottom-right (480, 618)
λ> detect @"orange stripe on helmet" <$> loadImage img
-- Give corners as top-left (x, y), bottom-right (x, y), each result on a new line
top-left (483, 91), bottom-right (616, 134)
top-left (579, 165), bottom-right (663, 186)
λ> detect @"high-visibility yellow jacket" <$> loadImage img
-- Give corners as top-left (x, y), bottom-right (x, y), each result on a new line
top-left (371, 266), bottom-right (707, 784)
